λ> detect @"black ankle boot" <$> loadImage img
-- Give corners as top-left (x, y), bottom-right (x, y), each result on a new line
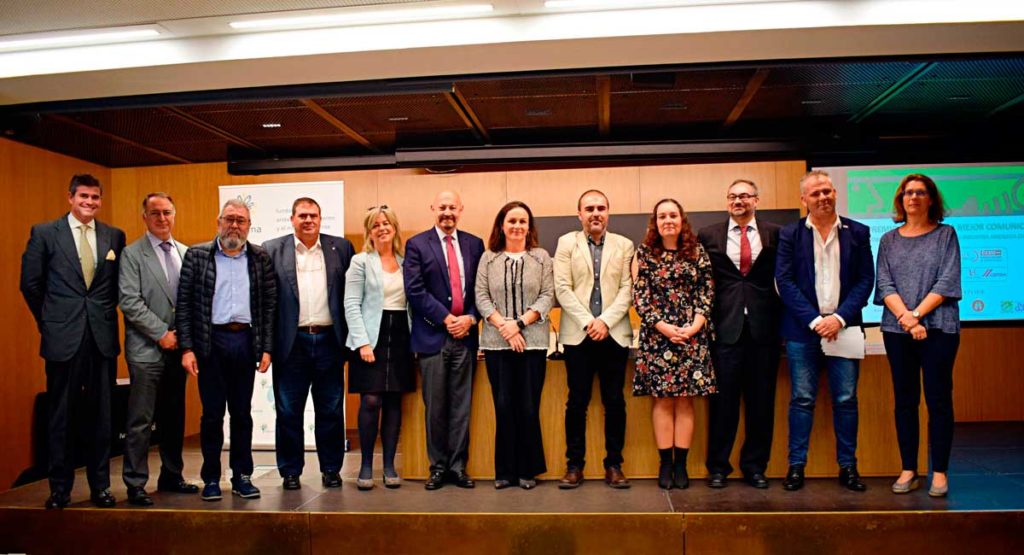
top-left (658, 462), bottom-right (673, 489)
top-left (673, 463), bottom-right (689, 489)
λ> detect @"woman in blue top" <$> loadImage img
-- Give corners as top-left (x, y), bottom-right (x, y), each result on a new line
top-left (874, 173), bottom-right (961, 498)
top-left (344, 205), bottom-right (414, 490)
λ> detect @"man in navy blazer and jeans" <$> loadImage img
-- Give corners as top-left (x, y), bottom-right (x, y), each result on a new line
top-left (775, 170), bottom-right (874, 493)
top-left (264, 197), bottom-right (355, 491)
top-left (403, 190), bottom-right (485, 490)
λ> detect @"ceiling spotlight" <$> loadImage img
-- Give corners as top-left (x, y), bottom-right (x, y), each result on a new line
top-left (388, 116), bottom-right (410, 122)
top-left (800, 99), bottom-right (824, 105)
top-left (526, 109), bottom-right (552, 117)
top-left (230, 4), bottom-right (494, 31)
top-left (262, 123), bottom-right (282, 128)
top-left (660, 102), bottom-right (688, 110)
top-left (947, 95), bottom-right (972, 101)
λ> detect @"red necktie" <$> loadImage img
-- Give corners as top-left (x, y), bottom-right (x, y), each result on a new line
top-left (739, 225), bottom-right (752, 276)
top-left (445, 235), bottom-right (464, 316)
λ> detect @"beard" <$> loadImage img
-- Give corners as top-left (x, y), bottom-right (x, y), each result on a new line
top-left (221, 233), bottom-right (245, 251)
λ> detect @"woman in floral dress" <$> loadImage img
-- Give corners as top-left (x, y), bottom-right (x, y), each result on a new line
top-left (631, 198), bottom-right (716, 490)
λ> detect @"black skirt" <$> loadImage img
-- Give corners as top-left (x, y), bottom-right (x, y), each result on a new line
top-left (348, 310), bottom-right (415, 393)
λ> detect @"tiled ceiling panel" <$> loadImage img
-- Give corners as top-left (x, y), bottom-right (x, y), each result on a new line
top-left (875, 59), bottom-right (1024, 115)
top-left (315, 94), bottom-right (469, 149)
top-left (179, 101), bottom-right (353, 146)
top-left (459, 76), bottom-right (598, 130)
top-left (743, 62), bottom-right (922, 119)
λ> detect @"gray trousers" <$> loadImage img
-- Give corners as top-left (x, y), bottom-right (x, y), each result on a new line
top-left (419, 337), bottom-right (475, 474)
top-left (122, 352), bottom-right (187, 489)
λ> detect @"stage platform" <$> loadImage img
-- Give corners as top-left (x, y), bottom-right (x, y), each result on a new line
top-left (2, 422), bottom-right (1022, 554)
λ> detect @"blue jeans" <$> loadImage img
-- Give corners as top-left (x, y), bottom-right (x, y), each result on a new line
top-left (786, 340), bottom-right (860, 467)
top-left (273, 331), bottom-right (346, 477)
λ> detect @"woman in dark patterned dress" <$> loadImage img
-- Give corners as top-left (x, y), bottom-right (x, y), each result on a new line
top-left (631, 198), bottom-right (716, 490)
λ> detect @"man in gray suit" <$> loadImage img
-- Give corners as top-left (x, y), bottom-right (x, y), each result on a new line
top-left (119, 193), bottom-right (199, 506)
top-left (20, 174), bottom-right (126, 509)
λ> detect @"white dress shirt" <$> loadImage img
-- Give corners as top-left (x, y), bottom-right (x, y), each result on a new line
top-left (147, 231), bottom-right (181, 280)
top-left (295, 236), bottom-right (332, 326)
top-left (68, 213), bottom-right (97, 267)
top-left (806, 216), bottom-right (846, 329)
top-left (435, 226), bottom-right (466, 296)
top-left (726, 217), bottom-right (763, 270)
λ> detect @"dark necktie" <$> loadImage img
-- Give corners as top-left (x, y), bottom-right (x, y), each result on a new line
top-left (159, 241), bottom-right (179, 302)
top-left (739, 225), bottom-right (752, 276)
top-left (445, 235), bottom-right (463, 316)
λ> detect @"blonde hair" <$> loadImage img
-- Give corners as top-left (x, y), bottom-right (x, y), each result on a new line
top-left (362, 205), bottom-right (404, 255)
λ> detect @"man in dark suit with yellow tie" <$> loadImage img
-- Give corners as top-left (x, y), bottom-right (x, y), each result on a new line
top-left (20, 174), bottom-right (127, 509)
top-left (698, 179), bottom-right (782, 490)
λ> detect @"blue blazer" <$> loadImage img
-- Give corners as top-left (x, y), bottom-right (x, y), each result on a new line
top-left (264, 233), bottom-right (355, 361)
top-left (403, 228), bottom-right (485, 354)
top-left (775, 216), bottom-right (874, 343)
top-left (344, 251), bottom-right (411, 350)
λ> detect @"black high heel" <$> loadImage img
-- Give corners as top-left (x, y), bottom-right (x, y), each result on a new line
top-left (673, 463), bottom-right (689, 489)
top-left (658, 462), bottom-right (673, 490)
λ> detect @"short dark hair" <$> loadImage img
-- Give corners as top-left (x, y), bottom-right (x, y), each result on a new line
top-left (292, 197), bottom-right (321, 216)
top-left (893, 173), bottom-right (947, 223)
top-left (141, 192), bottom-right (174, 212)
top-left (69, 174), bottom-right (102, 195)
top-left (488, 201), bottom-right (539, 252)
top-left (728, 179), bottom-right (759, 195)
top-left (577, 189), bottom-right (609, 211)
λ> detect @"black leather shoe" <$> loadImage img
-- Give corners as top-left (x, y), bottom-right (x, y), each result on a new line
top-left (707, 473), bottom-right (727, 489)
top-left (322, 471), bottom-right (342, 488)
top-left (452, 472), bottom-right (476, 489)
top-left (839, 465), bottom-right (868, 492)
top-left (424, 470), bottom-right (445, 490)
top-left (127, 486), bottom-right (154, 506)
top-left (90, 489), bottom-right (116, 508)
top-left (658, 462), bottom-right (673, 490)
top-left (494, 479), bottom-right (513, 490)
top-left (782, 465), bottom-right (805, 491)
top-left (44, 492), bottom-right (70, 510)
top-left (745, 473), bottom-right (769, 489)
top-left (157, 479), bottom-right (200, 494)
top-left (282, 475), bottom-right (301, 490)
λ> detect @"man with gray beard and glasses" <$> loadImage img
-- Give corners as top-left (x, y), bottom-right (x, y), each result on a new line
top-left (176, 199), bottom-right (277, 502)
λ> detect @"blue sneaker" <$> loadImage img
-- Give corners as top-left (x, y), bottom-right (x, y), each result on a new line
top-left (201, 482), bottom-right (222, 501)
top-left (231, 475), bottom-right (261, 499)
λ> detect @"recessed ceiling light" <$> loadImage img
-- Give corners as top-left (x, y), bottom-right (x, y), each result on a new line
top-left (0, 25), bottom-right (164, 52)
top-left (262, 123), bottom-right (282, 128)
top-left (526, 109), bottom-right (552, 117)
top-left (388, 116), bottom-right (410, 122)
top-left (230, 4), bottom-right (494, 31)
top-left (947, 95), bottom-right (972, 101)
top-left (800, 99), bottom-right (824, 105)
top-left (660, 102), bottom-right (687, 110)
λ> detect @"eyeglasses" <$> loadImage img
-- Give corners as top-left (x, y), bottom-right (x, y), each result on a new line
top-left (367, 204), bottom-right (390, 211)
top-left (903, 189), bottom-right (930, 198)
top-left (146, 210), bottom-right (175, 218)
top-left (727, 193), bottom-right (758, 201)
top-left (220, 216), bottom-right (250, 226)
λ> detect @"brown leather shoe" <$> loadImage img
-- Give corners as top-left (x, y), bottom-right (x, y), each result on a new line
top-left (605, 465), bottom-right (631, 489)
top-left (558, 467), bottom-right (584, 489)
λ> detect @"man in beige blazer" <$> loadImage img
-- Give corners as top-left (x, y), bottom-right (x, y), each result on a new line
top-left (553, 190), bottom-right (635, 489)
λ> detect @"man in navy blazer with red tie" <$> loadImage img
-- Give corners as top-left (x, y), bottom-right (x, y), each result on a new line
top-left (403, 190), bottom-right (485, 490)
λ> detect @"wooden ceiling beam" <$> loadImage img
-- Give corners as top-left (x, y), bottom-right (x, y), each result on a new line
top-left (161, 107), bottom-right (264, 152)
top-left (446, 85), bottom-right (491, 144)
top-left (597, 75), bottom-right (611, 137)
top-left (723, 68), bottom-right (770, 128)
top-left (300, 99), bottom-right (380, 153)
top-left (48, 114), bottom-right (191, 164)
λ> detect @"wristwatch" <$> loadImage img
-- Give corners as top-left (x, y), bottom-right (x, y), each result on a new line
top-left (516, 318), bottom-right (527, 330)
top-left (911, 309), bottom-right (921, 319)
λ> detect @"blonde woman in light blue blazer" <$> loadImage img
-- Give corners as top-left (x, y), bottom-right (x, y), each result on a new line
top-left (344, 205), bottom-right (413, 491)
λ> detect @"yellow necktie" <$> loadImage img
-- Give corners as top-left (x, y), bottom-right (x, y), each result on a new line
top-left (79, 224), bottom-right (95, 288)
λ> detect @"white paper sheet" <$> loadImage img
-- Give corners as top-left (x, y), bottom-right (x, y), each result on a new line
top-left (821, 326), bottom-right (866, 359)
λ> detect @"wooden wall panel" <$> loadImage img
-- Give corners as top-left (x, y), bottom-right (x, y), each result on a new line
top-left (3, 150), bottom-right (1019, 493)
top-left (0, 138), bottom-right (112, 492)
